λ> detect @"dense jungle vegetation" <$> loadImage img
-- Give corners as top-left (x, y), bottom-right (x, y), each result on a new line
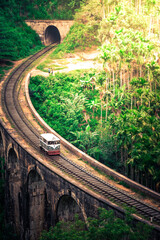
top-left (40, 208), bottom-right (152, 240)
top-left (30, 0), bottom-right (160, 192)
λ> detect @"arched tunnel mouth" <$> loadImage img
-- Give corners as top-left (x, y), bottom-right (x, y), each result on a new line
top-left (45, 25), bottom-right (61, 45)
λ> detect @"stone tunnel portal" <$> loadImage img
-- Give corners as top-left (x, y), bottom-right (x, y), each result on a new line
top-left (45, 25), bottom-right (61, 45)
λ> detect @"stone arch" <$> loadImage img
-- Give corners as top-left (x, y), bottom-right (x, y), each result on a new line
top-left (56, 191), bottom-right (87, 223)
top-left (27, 168), bottom-right (45, 240)
top-left (0, 131), bottom-right (3, 146)
top-left (0, 131), bottom-right (5, 191)
top-left (28, 164), bottom-right (44, 181)
top-left (8, 146), bottom-right (18, 165)
top-left (44, 25), bottom-right (61, 45)
top-left (0, 130), bottom-right (4, 160)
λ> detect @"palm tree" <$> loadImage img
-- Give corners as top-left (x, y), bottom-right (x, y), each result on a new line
top-left (104, 74), bottom-right (112, 121)
top-left (96, 73), bottom-right (106, 126)
top-left (71, 125), bottom-right (99, 155)
top-left (86, 99), bottom-right (100, 118)
top-left (100, 0), bottom-right (106, 19)
top-left (80, 78), bottom-right (91, 90)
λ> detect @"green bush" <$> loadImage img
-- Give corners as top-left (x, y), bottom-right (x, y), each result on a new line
top-left (40, 208), bottom-right (152, 240)
top-left (0, 11), bottom-right (43, 61)
top-left (53, 22), bottom-right (100, 56)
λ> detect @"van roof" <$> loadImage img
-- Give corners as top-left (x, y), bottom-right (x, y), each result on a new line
top-left (40, 133), bottom-right (60, 141)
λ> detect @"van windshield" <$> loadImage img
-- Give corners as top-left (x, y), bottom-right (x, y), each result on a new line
top-left (48, 141), bottom-right (60, 145)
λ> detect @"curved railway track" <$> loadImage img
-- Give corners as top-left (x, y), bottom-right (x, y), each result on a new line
top-left (1, 45), bottom-right (160, 226)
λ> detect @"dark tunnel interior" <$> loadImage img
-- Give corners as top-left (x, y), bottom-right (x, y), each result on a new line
top-left (45, 25), bottom-right (61, 45)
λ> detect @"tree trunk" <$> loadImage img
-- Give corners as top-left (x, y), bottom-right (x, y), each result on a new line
top-left (131, 65), bottom-right (133, 81)
top-left (139, 0), bottom-right (141, 14)
top-left (106, 95), bottom-right (108, 122)
top-left (158, 17), bottom-right (160, 40)
top-left (149, 15), bottom-right (152, 37)
top-left (140, 65), bottom-right (142, 78)
top-left (123, 69), bottom-right (126, 86)
top-left (113, 70), bottom-right (115, 96)
top-left (131, 96), bottom-right (133, 109)
top-left (102, 0), bottom-right (105, 19)
top-left (120, 70), bottom-right (122, 87)
top-left (101, 100), bottom-right (102, 126)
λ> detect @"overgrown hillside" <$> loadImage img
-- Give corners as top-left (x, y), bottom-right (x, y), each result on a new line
top-left (30, 0), bottom-right (160, 192)
top-left (0, 0), bottom-right (85, 78)
top-left (54, 0), bottom-right (160, 54)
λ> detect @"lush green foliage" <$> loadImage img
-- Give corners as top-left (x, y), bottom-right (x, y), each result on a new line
top-left (30, 60), bottom-right (160, 187)
top-left (97, 4), bottom-right (160, 186)
top-left (53, 22), bottom-right (100, 55)
top-left (40, 208), bottom-right (152, 240)
top-left (52, 0), bottom-right (160, 56)
top-left (47, 0), bottom-right (86, 20)
top-left (0, 0), bottom-right (85, 20)
top-left (0, 60), bottom-right (13, 80)
top-left (0, 8), bottom-right (43, 61)
top-left (29, 72), bottom-right (94, 142)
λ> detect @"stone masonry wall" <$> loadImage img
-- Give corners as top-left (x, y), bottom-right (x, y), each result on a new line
top-left (25, 20), bottom-right (74, 44)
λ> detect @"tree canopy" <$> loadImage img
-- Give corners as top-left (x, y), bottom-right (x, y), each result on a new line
top-left (40, 208), bottom-right (152, 240)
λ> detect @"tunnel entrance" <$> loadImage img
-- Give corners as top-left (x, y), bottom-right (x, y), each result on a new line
top-left (45, 25), bottom-right (61, 45)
